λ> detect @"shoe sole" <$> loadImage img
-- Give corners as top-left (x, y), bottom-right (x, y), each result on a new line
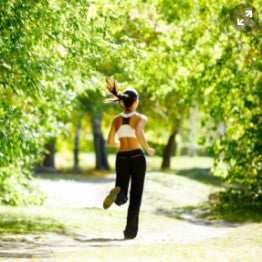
top-left (103, 186), bottom-right (121, 209)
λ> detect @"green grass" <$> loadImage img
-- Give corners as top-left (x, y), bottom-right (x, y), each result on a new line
top-left (55, 152), bottom-right (213, 172)
top-left (0, 206), bottom-right (121, 235)
top-left (199, 202), bottom-right (262, 223)
top-left (0, 205), bottom-right (176, 236)
top-left (162, 202), bottom-right (262, 224)
top-left (0, 205), bottom-right (67, 234)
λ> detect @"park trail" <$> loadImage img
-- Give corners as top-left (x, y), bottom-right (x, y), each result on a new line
top-left (0, 172), bottom-right (240, 261)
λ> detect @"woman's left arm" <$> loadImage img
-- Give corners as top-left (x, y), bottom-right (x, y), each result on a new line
top-left (107, 118), bottom-right (120, 147)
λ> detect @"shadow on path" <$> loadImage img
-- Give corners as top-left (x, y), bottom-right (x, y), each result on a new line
top-left (165, 168), bottom-right (222, 186)
top-left (33, 172), bottom-right (115, 184)
top-left (0, 233), bottom-right (126, 259)
top-left (76, 237), bottom-right (125, 242)
top-left (155, 208), bottom-right (241, 228)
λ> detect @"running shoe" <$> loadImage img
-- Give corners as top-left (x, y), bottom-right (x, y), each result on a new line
top-left (103, 186), bottom-right (121, 209)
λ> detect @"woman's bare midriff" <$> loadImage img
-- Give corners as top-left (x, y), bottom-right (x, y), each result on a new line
top-left (118, 137), bottom-right (142, 152)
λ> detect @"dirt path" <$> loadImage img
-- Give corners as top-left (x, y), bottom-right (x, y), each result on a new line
top-left (0, 172), bottom-right (239, 261)
top-left (0, 222), bottom-right (236, 261)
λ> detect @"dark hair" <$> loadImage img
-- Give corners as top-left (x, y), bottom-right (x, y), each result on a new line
top-left (104, 78), bottom-right (138, 109)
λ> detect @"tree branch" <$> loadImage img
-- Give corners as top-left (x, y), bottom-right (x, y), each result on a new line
top-left (23, 12), bottom-right (74, 53)
top-left (0, 65), bottom-right (23, 75)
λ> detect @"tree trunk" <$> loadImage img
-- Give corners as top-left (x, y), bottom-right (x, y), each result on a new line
top-left (91, 112), bottom-right (109, 170)
top-left (74, 124), bottom-right (81, 172)
top-left (161, 126), bottom-right (179, 169)
top-left (218, 121), bottom-right (226, 162)
top-left (188, 102), bottom-right (198, 157)
top-left (34, 138), bottom-right (57, 173)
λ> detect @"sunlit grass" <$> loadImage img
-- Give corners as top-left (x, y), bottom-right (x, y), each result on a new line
top-left (57, 233), bottom-right (262, 262)
top-left (55, 152), bottom-right (213, 172)
top-left (0, 205), bottom-right (184, 236)
top-left (56, 234), bottom-right (262, 262)
top-left (0, 205), bottom-right (68, 234)
top-left (199, 202), bottom-right (262, 223)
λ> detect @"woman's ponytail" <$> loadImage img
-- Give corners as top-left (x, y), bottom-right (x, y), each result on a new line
top-left (104, 77), bottom-right (138, 108)
top-left (104, 77), bottom-right (125, 103)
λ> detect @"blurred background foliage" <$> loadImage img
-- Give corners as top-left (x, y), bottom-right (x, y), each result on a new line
top-left (0, 0), bottom-right (261, 205)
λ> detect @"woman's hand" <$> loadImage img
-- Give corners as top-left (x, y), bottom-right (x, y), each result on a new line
top-left (147, 147), bottom-right (155, 156)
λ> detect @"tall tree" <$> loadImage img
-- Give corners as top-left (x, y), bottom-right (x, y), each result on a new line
top-left (77, 87), bottom-right (111, 170)
top-left (73, 124), bottom-right (81, 172)
top-left (188, 102), bottom-right (198, 157)
top-left (92, 112), bottom-right (109, 170)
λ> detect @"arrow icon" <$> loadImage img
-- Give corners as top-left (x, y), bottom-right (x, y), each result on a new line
top-left (237, 19), bottom-right (244, 25)
top-left (245, 10), bottom-right (252, 17)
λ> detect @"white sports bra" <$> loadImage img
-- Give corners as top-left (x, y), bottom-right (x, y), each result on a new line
top-left (116, 112), bottom-right (136, 138)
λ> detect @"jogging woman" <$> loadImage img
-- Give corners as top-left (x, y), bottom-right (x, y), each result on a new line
top-left (103, 77), bottom-right (155, 239)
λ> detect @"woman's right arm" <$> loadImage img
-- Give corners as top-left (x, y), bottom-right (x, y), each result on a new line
top-left (135, 116), bottom-right (155, 156)
top-left (107, 118), bottom-right (120, 147)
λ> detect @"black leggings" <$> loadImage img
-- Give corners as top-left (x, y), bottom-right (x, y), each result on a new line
top-left (114, 148), bottom-right (146, 238)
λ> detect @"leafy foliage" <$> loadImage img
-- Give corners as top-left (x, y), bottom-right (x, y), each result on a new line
top-left (0, 0), bottom-right (261, 205)
top-left (0, 0), bottom-right (142, 204)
